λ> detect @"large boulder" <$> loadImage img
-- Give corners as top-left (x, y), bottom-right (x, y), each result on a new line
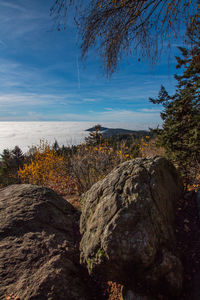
top-left (80, 157), bottom-right (184, 298)
top-left (0, 184), bottom-right (92, 300)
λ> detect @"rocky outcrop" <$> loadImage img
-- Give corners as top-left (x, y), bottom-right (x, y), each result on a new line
top-left (80, 157), bottom-right (184, 298)
top-left (0, 184), bottom-right (92, 300)
top-left (0, 157), bottom-right (185, 299)
top-left (122, 289), bottom-right (154, 300)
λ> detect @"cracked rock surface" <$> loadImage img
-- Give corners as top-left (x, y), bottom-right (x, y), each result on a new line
top-left (0, 184), bottom-right (92, 300)
top-left (80, 157), bottom-right (183, 298)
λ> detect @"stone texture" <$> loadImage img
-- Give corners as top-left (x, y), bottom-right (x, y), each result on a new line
top-left (122, 289), bottom-right (153, 300)
top-left (0, 184), bottom-right (91, 300)
top-left (80, 157), bottom-right (183, 298)
top-left (195, 191), bottom-right (200, 219)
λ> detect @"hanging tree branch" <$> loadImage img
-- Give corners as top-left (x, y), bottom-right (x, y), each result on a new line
top-left (51, 0), bottom-right (199, 75)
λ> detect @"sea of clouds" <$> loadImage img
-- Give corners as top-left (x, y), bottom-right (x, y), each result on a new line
top-left (0, 121), bottom-right (153, 154)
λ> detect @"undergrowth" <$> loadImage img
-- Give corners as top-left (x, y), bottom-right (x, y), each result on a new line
top-left (0, 129), bottom-right (198, 195)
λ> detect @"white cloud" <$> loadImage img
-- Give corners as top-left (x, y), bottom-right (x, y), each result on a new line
top-left (0, 92), bottom-right (79, 108)
top-left (140, 108), bottom-right (161, 113)
top-left (83, 98), bottom-right (97, 102)
top-left (0, 1), bottom-right (27, 12)
top-left (97, 109), bottom-right (161, 125)
top-left (0, 121), bottom-right (93, 153)
top-left (104, 107), bottom-right (113, 111)
top-left (0, 109), bottom-right (162, 128)
top-left (0, 1), bottom-right (178, 124)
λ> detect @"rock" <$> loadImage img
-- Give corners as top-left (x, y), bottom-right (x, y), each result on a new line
top-left (184, 190), bottom-right (196, 201)
top-left (195, 191), bottom-right (200, 219)
top-left (122, 289), bottom-right (153, 300)
top-left (192, 191), bottom-right (200, 300)
top-left (80, 157), bottom-right (183, 298)
top-left (0, 184), bottom-right (92, 300)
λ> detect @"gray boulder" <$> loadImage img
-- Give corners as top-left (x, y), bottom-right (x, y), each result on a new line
top-left (80, 157), bottom-right (183, 298)
top-left (122, 289), bottom-right (153, 300)
top-left (0, 184), bottom-right (92, 300)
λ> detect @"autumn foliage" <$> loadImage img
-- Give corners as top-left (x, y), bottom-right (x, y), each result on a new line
top-left (18, 140), bottom-right (77, 195)
top-left (17, 135), bottom-right (141, 196)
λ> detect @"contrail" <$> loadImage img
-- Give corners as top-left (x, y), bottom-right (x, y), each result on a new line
top-left (76, 55), bottom-right (80, 89)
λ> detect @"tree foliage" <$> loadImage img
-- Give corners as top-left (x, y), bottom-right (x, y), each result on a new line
top-left (150, 41), bottom-right (200, 186)
top-left (51, 0), bottom-right (199, 75)
top-left (17, 140), bottom-right (73, 194)
top-left (0, 146), bottom-right (24, 186)
top-left (85, 124), bottom-right (104, 145)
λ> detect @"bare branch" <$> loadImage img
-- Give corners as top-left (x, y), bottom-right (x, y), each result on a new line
top-left (51, 0), bottom-right (199, 75)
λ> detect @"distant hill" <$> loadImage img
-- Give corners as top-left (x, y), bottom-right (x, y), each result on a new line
top-left (86, 126), bottom-right (108, 132)
top-left (85, 126), bottom-right (151, 139)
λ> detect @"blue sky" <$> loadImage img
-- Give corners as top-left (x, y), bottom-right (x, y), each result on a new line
top-left (0, 0), bottom-right (186, 128)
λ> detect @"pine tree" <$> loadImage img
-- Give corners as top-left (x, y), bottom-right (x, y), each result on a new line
top-left (85, 124), bottom-right (104, 146)
top-left (150, 44), bottom-right (200, 186)
top-left (0, 146), bottom-right (24, 186)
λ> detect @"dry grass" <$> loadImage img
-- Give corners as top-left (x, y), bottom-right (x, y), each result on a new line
top-left (138, 137), bottom-right (165, 158)
top-left (70, 143), bottom-right (135, 194)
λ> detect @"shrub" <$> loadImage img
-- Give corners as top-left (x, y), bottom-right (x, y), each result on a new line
top-left (18, 140), bottom-right (77, 195)
top-left (138, 136), bottom-right (165, 158)
top-left (70, 141), bottom-right (137, 194)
